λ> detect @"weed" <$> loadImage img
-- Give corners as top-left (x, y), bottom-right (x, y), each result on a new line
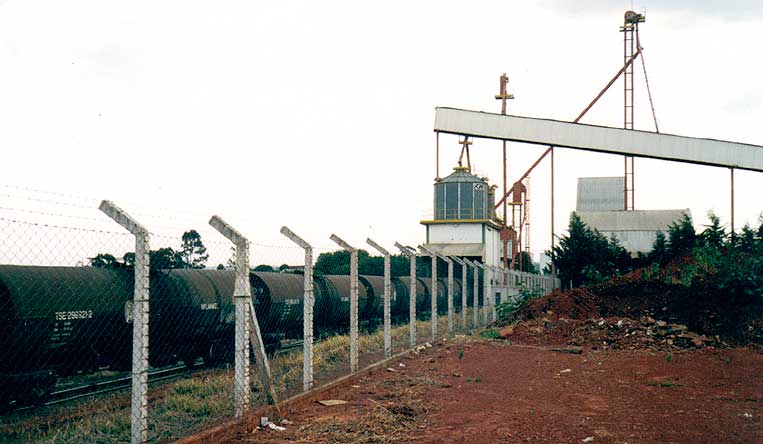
top-left (466, 377), bottom-right (481, 383)
top-left (480, 328), bottom-right (500, 339)
top-left (458, 350), bottom-right (464, 360)
top-left (666, 353), bottom-right (673, 363)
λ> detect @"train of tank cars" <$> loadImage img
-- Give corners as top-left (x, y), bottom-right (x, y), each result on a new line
top-left (0, 264), bottom-right (476, 410)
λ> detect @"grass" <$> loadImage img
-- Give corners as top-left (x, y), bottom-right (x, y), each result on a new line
top-left (480, 328), bottom-right (501, 339)
top-left (1, 314), bottom-right (471, 443)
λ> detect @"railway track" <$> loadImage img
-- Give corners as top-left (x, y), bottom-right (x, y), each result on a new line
top-left (39, 364), bottom-right (198, 408)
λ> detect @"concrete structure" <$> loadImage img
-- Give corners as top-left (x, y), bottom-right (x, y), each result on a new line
top-left (576, 209), bottom-right (690, 255)
top-left (421, 166), bottom-right (506, 267)
top-left (574, 177), bottom-right (690, 255)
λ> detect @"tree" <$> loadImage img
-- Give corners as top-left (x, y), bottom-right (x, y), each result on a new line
top-left (90, 253), bottom-right (119, 268)
top-left (512, 251), bottom-right (537, 273)
top-left (253, 264), bottom-right (275, 272)
top-left (150, 247), bottom-right (184, 270)
top-left (666, 213), bottom-right (696, 259)
top-left (180, 230), bottom-right (209, 269)
top-left (549, 213), bottom-right (632, 288)
top-left (647, 231), bottom-right (668, 265)
top-left (700, 211), bottom-right (726, 250)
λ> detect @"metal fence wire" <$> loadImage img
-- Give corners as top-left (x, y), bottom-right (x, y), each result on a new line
top-left (0, 193), bottom-right (559, 444)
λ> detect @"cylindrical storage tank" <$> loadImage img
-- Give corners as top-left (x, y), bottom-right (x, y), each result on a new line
top-left (323, 275), bottom-right (371, 330)
top-left (314, 274), bottom-right (341, 332)
top-left (0, 265), bottom-right (133, 376)
top-left (158, 269), bottom-right (235, 365)
top-left (250, 272), bottom-right (308, 344)
top-left (359, 275), bottom-right (387, 322)
top-left (392, 277), bottom-right (430, 321)
top-left (433, 167), bottom-right (489, 220)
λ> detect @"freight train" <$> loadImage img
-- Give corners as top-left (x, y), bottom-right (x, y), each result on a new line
top-left (0, 265), bottom-right (477, 410)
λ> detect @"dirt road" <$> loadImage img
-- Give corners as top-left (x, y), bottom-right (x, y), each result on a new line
top-left (207, 339), bottom-right (763, 444)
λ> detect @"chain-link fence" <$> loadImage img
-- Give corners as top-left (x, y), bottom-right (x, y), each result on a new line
top-left (0, 188), bottom-right (559, 444)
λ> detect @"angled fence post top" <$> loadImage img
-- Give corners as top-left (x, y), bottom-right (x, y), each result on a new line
top-left (450, 256), bottom-right (465, 266)
top-left (281, 226), bottom-right (312, 249)
top-left (366, 238), bottom-right (390, 256)
top-left (394, 242), bottom-right (416, 256)
top-left (418, 244), bottom-right (435, 256)
top-left (436, 252), bottom-right (452, 264)
top-left (209, 216), bottom-right (248, 245)
top-left (330, 234), bottom-right (357, 252)
top-left (99, 200), bottom-right (147, 235)
top-left (471, 260), bottom-right (485, 270)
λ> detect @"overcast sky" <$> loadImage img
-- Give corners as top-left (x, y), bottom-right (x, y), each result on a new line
top-left (1, 1), bottom-right (761, 266)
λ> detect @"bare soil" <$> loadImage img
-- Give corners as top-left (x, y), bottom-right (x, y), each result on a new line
top-left (203, 338), bottom-right (763, 444)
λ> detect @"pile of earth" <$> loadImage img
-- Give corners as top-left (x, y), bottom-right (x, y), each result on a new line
top-left (499, 272), bottom-right (763, 351)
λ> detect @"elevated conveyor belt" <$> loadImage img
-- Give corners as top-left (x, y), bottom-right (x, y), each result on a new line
top-left (434, 108), bottom-right (763, 172)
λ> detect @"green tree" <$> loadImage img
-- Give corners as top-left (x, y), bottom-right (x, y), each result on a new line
top-left (90, 253), bottom-right (119, 268)
top-left (253, 264), bottom-right (275, 272)
top-left (700, 211), bottom-right (726, 250)
top-left (150, 247), bottom-right (184, 270)
top-left (666, 213), bottom-right (696, 259)
top-left (549, 213), bottom-right (632, 288)
top-left (512, 251), bottom-right (537, 273)
top-left (180, 230), bottom-right (209, 269)
top-left (647, 231), bottom-right (668, 265)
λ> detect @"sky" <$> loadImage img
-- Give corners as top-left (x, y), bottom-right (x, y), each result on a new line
top-left (0, 0), bottom-right (761, 267)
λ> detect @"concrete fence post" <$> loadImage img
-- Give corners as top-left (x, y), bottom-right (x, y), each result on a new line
top-left (418, 245), bottom-right (437, 340)
top-left (330, 234), bottom-right (359, 372)
top-left (451, 257), bottom-right (467, 331)
top-left (484, 266), bottom-right (491, 326)
top-left (210, 217), bottom-right (279, 413)
top-left (490, 266), bottom-right (499, 323)
top-left (395, 243), bottom-right (417, 347)
top-left (367, 238), bottom-right (391, 358)
top-left (470, 261), bottom-right (485, 327)
top-left (280, 226), bottom-right (314, 391)
top-left (435, 253), bottom-right (454, 336)
top-left (99, 201), bottom-right (149, 444)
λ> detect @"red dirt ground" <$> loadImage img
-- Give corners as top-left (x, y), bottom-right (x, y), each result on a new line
top-left (203, 339), bottom-right (763, 444)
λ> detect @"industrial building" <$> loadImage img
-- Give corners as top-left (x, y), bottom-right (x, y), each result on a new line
top-left (574, 177), bottom-right (690, 255)
top-left (420, 166), bottom-right (506, 267)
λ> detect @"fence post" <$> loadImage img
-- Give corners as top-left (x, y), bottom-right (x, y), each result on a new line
top-left (469, 260), bottom-right (485, 327)
top-left (367, 238), bottom-right (391, 358)
top-left (451, 257), bottom-right (467, 331)
top-left (99, 201), bottom-right (149, 444)
top-left (435, 253), bottom-right (454, 336)
top-left (418, 245), bottom-right (437, 340)
top-left (395, 243), bottom-right (417, 347)
top-left (490, 266), bottom-right (500, 323)
top-left (467, 260), bottom-right (478, 328)
top-left (210, 217), bottom-right (279, 415)
top-left (280, 226), bottom-right (314, 391)
top-left (330, 234), bottom-right (359, 372)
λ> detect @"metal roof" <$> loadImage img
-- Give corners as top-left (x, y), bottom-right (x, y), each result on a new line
top-left (438, 167), bottom-right (486, 184)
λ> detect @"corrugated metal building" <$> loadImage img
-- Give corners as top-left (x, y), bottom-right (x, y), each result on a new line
top-left (575, 177), bottom-right (690, 255)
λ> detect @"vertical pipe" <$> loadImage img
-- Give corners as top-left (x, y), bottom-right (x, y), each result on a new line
top-left (551, 147), bottom-right (556, 280)
top-left (483, 267), bottom-right (490, 326)
top-left (731, 168), bottom-right (735, 236)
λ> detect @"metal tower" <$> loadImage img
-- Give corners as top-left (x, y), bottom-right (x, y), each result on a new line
top-left (621, 10), bottom-right (644, 211)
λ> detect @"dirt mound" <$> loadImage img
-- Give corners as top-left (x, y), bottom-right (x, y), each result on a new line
top-left (503, 272), bottom-right (763, 350)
